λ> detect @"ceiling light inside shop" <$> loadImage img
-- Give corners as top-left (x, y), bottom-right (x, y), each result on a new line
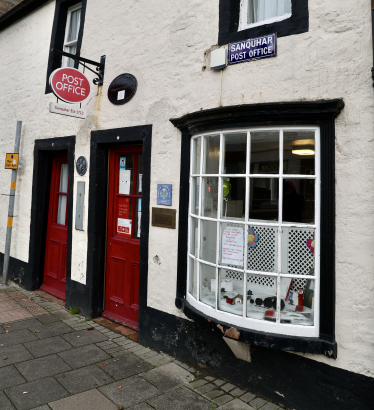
top-left (291, 139), bottom-right (315, 156)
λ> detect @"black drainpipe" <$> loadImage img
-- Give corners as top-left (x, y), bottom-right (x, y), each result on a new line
top-left (372, 1), bottom-right (374, 85)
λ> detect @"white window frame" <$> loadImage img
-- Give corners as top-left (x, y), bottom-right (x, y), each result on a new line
top-left (238, 0), bottom-right (292, 32)
top-left (62, 3), bottom-right (82, 68)
top-left (187, 126), bottom-right (320, 338)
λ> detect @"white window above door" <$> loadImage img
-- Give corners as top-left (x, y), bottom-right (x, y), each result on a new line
top-left (62, 3), bottom-right (82, 67)
top-left (239, 0), bottom-right (292, 31)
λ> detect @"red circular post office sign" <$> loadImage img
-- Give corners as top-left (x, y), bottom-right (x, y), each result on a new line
top-left (49, 67), bottom-right (91, 104)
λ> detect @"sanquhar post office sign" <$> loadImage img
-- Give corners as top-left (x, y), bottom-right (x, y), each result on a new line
top-left (229, 33), bottom-right (277, 65)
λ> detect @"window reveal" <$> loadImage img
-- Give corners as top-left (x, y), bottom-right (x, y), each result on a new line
top-left (187, 127), bottom-right (320, 337)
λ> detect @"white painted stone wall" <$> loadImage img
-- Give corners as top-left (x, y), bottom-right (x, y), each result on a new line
top-left (0, 0), bottom-right (373, 378)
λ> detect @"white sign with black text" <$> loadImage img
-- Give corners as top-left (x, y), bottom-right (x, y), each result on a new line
top-left (49, 102), bottom-right (87, 119)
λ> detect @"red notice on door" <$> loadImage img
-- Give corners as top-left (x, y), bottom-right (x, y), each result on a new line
top-left (117, 196), bottom-right (131, 237)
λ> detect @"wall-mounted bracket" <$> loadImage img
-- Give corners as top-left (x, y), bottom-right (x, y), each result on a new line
top-left (51, 48), bottom-right (105, 87)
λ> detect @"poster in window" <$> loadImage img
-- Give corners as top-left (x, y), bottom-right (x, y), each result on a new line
top-left (117, 196), bottom-right (131, 237)
top-left (221, 227), bottom-right (244, 266)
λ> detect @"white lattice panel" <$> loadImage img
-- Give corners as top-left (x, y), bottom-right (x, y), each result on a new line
top-left (247, 226), bottom-right (277, 272)
top-left (287, 228), bottom-right (314, 275)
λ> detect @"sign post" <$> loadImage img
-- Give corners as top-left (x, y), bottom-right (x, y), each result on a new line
top-left (2, 121), bottom-right (22, 287)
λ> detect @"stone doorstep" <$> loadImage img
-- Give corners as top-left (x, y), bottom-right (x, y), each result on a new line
top-left (93, 317), bottom-right (138, 341)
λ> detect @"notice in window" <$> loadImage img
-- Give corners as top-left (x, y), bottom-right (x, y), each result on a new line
top-left (119, 169), bottom-right (131, 195)
top-left (221, 227), bottom-right (244, 266)
top-left (118, 218), bottom-right (132, 236)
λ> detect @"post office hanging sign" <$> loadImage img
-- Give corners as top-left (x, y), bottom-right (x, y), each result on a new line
top-left (49, 67), bottom-right (91, 104)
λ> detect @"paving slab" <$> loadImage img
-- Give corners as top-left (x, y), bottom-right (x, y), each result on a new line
top-left (261, 403), bottom-right (280, 410)
top-left (5, 377), bottom-right (69, 410)
top-left (24, 336), bottom-right (73, 358)
top-left (29, 322), bottom-right (73, 339)
top-left (55, 364), bottom-right (115, 394)
top-left (240, 392), bottom-right (256, 403)
top-left (61, 328), bottom-right (108, 347)
top-left (126, 404), bottom-right (155, 410)
top-left (147, 386), bottom-right (212, 410)
top-left (37, 311), bottom-right (72, 324)
top-left (0, 328), bottom-right (38, 348)
top-left (16, 354), bottom-right (72, 381)
top-left (205, 389), bottom-right (224, 400)
top-left (2, 318), bottom-right (42, 333)
top-left (99, 375), bottom-right (160, 407)
top-left (0, 364), bottom-right (27, 389)
top-left (30, 406), bottom-right (51, 410)
top-left (0, 391), bottom-right (16, 409)
top-left (97, 353), bottom-right (153, 380)
top-left (215, 395), bottom-right (234, 406)
top-left (0, 326), bottom-right (5, 334)
top-left (49, 389), bottom-right (117, 410)
top-left (58, 344), bottom-right (110, 368)
top-left (141, 362), bottom-right (194, 392)
top-left (0, 344), bottom-right (34, 367)
top-left (218, 398), bottom-right (255, 409)
top-left (249, 397), bottom-right (268, 409)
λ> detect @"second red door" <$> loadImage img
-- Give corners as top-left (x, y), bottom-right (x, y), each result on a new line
top-left (103, 146), bottom-right (143, 329)
top-left (41, 151), bottom-right (69, 300)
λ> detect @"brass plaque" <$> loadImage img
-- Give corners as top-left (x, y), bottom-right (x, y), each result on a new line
top-left (152, 207), bottom-right (176, 229)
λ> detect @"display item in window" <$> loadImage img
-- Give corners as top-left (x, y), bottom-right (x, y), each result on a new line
top-left (248, 227), bottom-right (259, 248)
top-left (306, 234), bottom-right (315, 254)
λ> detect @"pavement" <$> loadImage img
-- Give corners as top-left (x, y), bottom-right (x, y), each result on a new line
top-left (0, 284), bottom-right (287, 410)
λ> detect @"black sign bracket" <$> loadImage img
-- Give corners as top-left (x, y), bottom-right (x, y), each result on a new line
top-left (51, 48), bottom-right (105, 87)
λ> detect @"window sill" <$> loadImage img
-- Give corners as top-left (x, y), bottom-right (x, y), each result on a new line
top-left (176, 296), bottom-right (337, 358)
top-left (238, 13), bottom-right (291, 32)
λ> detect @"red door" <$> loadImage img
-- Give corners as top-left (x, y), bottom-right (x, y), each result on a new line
top-left (103, 146), bottom-right (142, 329)
top-left (41, 152), bottom-right (69, 300)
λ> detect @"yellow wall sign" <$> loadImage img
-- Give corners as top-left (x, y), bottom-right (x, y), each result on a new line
top-left (5, 153), bottom-right (19, 169)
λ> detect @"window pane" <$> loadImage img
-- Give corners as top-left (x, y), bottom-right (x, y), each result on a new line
top-left (248, 178), bottom-right (278, 221)
top-left (188, 257), bottom-right (197, 299)
top-left (136, 155), bottom-right (143, 194)
top-left (282, 178), bottom-right (314, 224)
top-left (281, 227), bottom-right (315, 275)
top-left (248, 0), bottom-right (291, 24)
top-left (247, 225), bottom-right (278, 273)
top-left (250, 131), bottom-right (279, 174)
top-left (119, 155), bottom-right (133, 195)
top-left (66, 45), bottom-right (77, 67)
top-left (68, 8), bottom-right (81, 42)
top-left (218, 268), bottom-right (244, 316)
top-left (59, 164), bottom-right (69, 193)
top-left (192, 138), bottom-right (201, 174)
top-left (223, 133), bottom-right (246, 174)
top-left (134, 198), bottom-right (141, 239)
top-left (221, 177), bottom-right (245, 220)
top-left (282, 278), bottom-right (315, 326)
top-left (246, 273), bottom-right (277, 321)
top-left (200, 263), bottom-right (216, 308)
top-left (284, 131), bottom-right (315, 175)
top-left (200, 220), bottom-right (217, 264)
top-left (203, 135), bottom-right (220, 174)
top-left (190, 177), bottom-right (200, 215)
top-left (219, 222), bottom-right (244, 268)
top-left (57, 194), bottom-right (67, 225)
top-left (189, 217), bottom-right (198, 257)
top-left (202, 177), bottom-right (218, 218)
